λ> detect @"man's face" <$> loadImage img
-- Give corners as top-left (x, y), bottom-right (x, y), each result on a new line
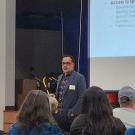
top-left (62, 57), bottom-right (74, 75)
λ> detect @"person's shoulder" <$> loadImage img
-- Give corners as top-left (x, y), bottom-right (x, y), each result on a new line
top-left (113, 116), bottom-right (124, 123)
top-left (72, 71), bottom-right (84, 78)
top-left (42, 124), bottom-right (64, 135)
top-left (71, 114), bottom-right (86, 127)
top-left (58, 73), bottom-right (63, 78)
top-left (70, 114), bottom-right (87, 135)
top-left (113, 107), bottom-right (121, 111)
top-left (125, 128), bottom-right (135, 135)
top-left (113, 116), bottom-right (126, 129)
top-left (7, 123), bottom-right (17, 135)
top-left (57, 74), bottom-right (63, 80)
top-left (114, 107), bottom-right (135, 113)
top-left (113, 107), bottom-right (124, 114)
top-left (112, 117), bottom-right (126, 133)
top-left (113, 107), bottom-right (125, 118)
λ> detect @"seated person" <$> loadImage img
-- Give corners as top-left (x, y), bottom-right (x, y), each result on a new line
top-left (70, 86), bottom-right (126, 135)
top-left (113, 86), bottom-right (135, 128)
top-left (7, 90), bottom-right (64, 135)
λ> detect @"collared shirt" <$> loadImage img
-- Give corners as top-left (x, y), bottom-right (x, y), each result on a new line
top-left (57, 72), bottom-right (72, 113)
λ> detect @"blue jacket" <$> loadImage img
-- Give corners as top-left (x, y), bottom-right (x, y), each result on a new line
top-left (55, 71), bottom-right (86, 115)
top-left (124, 128), bottom-right (135, 135)
top-left (7, 123), bottom-right (64, 135)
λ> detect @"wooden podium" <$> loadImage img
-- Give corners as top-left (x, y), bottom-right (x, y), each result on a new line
top-left (15, 79), bottom-right (37, 109)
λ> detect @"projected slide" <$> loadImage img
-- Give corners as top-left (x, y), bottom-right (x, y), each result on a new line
top-left (90, 0), bottom-right (135, 57)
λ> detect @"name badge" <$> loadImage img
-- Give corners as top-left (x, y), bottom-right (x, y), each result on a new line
top-left (69, 85), bottom-right (76, 90)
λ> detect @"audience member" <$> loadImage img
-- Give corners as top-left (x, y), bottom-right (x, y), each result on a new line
top-left (113, 86), bottom-right (135, 128)
top-left (7, 90), bottom-right (64, 135)
top-left (70, 86), bottom-right (126, 135)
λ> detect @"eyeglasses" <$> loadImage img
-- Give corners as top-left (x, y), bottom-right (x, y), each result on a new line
top-left (62, 62), bottom-right (72, 65)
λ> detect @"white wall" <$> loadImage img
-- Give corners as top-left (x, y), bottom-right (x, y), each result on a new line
top-left (0, 1), bottom-right (6, 129)
top-left (5, 0), bottom-right (15, 106)
top-left (90, 57), bottom-right (135, 90)
top-left (0, 0), bottom-right (15, 130)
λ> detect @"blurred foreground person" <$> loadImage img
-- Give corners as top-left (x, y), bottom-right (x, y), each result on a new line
top-left (70, 86), bottom-right (126, 135)
top-left (7, 90), bottom-right (64, 135)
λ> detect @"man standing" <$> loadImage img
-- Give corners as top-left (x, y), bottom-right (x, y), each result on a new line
top-left (54, 55), bottom-right (86, 131)
top-left (113, 86), bottom-right (135, 128)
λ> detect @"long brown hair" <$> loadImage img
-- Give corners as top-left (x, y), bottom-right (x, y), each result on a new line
top-left (81, 86), bottom-right (114, 135)
top-left (16, 90), bottom-right (55, 130)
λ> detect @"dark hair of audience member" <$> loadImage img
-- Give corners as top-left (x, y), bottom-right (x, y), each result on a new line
top-left (81, 86), bottom-right (115, 135)
top-left (16, 90), bottom-right (55, 130)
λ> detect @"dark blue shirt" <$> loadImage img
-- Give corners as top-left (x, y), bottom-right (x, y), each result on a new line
top-left (124, 128), bottom-right (135, 135)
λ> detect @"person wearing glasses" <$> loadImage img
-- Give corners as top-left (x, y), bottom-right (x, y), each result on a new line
top-left (53, 55), bottom-right (86, 132)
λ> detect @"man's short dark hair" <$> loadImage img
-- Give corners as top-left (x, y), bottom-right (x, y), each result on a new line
top-left (62, 55), bottom-right (75, 63)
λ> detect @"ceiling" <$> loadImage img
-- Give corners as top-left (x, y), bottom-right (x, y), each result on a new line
top-left (16, 0), bottom-right (80, 15)
top-left (16, 0), bottom-right (81, 30)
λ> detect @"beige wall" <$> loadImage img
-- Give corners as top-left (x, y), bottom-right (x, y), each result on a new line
top-left (0, 0), bottom-right (15, 130)
top-left (90, 57), bottom-right (135, 90)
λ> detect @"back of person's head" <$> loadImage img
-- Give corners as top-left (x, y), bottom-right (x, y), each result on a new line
top-left (81, 86), bottom-right (116, 135)
top-left (118, 86), bottom-right (135, 108)
top-left (81, 86), bottom-right (112, 117)
top-left (16, 90), bottom-right (55, 130)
